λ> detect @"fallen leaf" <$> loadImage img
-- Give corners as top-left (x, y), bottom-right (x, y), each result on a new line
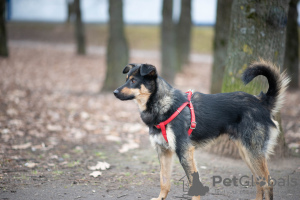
top-left (118, 141), bottom-right (139, 153)
top-left (89, 171), bottom-right (102, 177)
top-left (80, 111), bottom-right (90, 120)
top-left (12, 142), bottom-right (32, 150)
top-left (105, 135), bottom-right (121, 142)
top-left (47, 124), bottom-right (63, 132)
top-left (25, 162), bottom-right (37, 168)
top-left (88, 161), bottom-right (110, 171)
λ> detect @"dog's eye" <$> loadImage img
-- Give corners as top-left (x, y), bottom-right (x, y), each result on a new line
top-left (131, 79), bottom-right (136, 84)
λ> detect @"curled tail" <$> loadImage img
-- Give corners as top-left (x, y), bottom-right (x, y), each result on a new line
top-left (242, 60), bottom-right (290, 115)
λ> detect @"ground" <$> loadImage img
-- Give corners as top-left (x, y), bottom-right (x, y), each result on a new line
top-left (1, 24), bottom-right (300, 200)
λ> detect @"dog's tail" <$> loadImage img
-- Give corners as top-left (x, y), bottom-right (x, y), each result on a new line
top-left (242, 60), bottom-right (290, 115)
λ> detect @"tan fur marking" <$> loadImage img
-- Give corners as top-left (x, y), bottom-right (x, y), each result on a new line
top-left (152, 149), bottom-right (174, 200)
top-left (235, 140), bottom-right (273, 200)
top-left (120, 87), bottom-right (139, 96)
top-left (135, 84), bottom-right (151, 111)
top-left (187, 146), bottom-right (201, 200)
top-left (188, 146), bottom-right (198, 174)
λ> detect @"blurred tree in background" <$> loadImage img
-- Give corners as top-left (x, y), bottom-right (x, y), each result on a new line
top-left (176, 0), bottom-right (192, 71)
top-left (284, 0), bottom-right (299, 89)
top-left (210, 0), bottom-right (233, 94)
top-left (74, 0), bottom-right (86, 55)
top-left (161, 0), bottom-right (177, 84)
top-left (0, 0), bottom-right (8, 57)
top-left (66, 0), bottom-right (75, 24)
top-left (102, 0), bottom-right (129, 91)
top-left (210, 0), bottom-right (289, 158)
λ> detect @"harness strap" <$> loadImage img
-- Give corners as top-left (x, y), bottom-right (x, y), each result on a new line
top-left (155, 90), bottom-right (196, 143)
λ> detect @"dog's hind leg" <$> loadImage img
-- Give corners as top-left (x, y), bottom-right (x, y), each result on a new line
top-left (235, 141), bottom-right (273, 200)
top-left (176, 145), bottom-right (201, 200)
top-left (151, 147), bottom-right (174, 200)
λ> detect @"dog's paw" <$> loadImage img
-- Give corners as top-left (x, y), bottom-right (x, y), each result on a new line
top-left (151, 198), bottom-right (164, 200)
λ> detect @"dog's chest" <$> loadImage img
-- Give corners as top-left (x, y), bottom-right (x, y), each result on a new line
top-left (149, 134), bottom-right (167, 148)
top-left (149, 126), bottom-right (176, 151)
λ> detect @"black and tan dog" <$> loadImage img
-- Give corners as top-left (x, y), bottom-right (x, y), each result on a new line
top-left (113, 61), bottom-right (289, 200)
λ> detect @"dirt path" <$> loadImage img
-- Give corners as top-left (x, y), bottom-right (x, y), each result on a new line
top-left (0, 41), bottom-right (300, 200)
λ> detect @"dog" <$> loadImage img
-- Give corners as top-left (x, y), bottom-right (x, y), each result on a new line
top-left (113, 60), bottom-right (289, 200)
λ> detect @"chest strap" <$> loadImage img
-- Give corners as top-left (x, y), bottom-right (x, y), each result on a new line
top-left (154, 90), bottom-right (196, 143)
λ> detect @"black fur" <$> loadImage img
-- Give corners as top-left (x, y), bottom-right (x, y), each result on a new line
top-left (114, 62), bottom-right (288, 200)
top-left (242, 63), bottom-right (281, 112)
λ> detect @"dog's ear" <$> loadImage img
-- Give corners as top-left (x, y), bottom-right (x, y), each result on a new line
top-left (140, 64), bottom-right (157, 76)
top-left (122, 64), bottom-right (135, 74)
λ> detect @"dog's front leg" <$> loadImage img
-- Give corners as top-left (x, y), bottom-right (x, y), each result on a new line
top-left (151, 146), bottom-right (174, 200)
top-left (177, 145), bottom-right (201, 200)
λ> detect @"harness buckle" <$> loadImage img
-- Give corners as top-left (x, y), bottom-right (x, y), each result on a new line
top-left (190, 121), bottom-right (197, 129)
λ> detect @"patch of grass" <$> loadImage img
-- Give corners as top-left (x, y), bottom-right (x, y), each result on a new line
top-left (62, 153), bottom-right (70, 159)
top-left (7, 22), bottom-right (214, 54)
top-left (125, 172), bottom-right (131, 177)
top-left (141, 171), bottom-right (148, 175)
top-left (72, 147), bottom-right (84, 154)
top-left (192, 26), bottom-right (214, 54)
top-left (67, 160), bottom-right (81, 168)
top-left (126, 25), bottom-right (160, 50)
top-left (53, 170), bottom-right (64, 176)
top-left (94, 151), bottom-right (107, 159)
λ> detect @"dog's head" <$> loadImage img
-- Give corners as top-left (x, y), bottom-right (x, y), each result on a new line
top-left (113, 64), bottom-right (157, 106)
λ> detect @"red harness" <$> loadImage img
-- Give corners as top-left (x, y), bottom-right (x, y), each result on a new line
top-left (155, 90), bottom-right (196, 143)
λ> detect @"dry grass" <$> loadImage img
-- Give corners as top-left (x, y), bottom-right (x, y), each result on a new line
top-left (7, 22), bottom-right (214, 54)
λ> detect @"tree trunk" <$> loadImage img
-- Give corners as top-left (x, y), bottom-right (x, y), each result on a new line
top-left (161, 0), bottom-right (176, 84)
top-left (209, 0), bottom-right (289, 158)
top-left (210, 0), bottom-right (233, 94)
top-left (0, 0), bottom-right (8, 57)
top-left (66, 0), bottom-right (74, 24)
top-left (284, 0), bottom-right (299, 89)
top-left (74, 0), bottom-right (86, 55)
top-left (102, 0), bottom-right (129, 92)
top-left (176, 0), bottom-right (192, 71)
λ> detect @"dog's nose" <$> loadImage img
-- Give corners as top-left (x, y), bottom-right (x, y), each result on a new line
top-left (113, 90), bottom-right (119, 96)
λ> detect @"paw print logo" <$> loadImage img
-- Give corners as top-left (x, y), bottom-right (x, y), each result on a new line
top-left (256, 176), bottom-right (266, 187)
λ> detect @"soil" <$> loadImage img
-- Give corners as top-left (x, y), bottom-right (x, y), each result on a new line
top-left (1, 30), bottom-right (300, 199)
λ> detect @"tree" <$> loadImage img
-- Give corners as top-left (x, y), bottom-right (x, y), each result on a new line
top-left (0, 0), bottom-right (8, 57)
top-left (102, 0), bottom-right (129, 91)
top-left (210, 0), bottom-right (233, 94)
top-left (284, 0), bottom-right (299, 89)
top-left (66, 0), bottom-right (75, 24)
top-left (161, 0), bottom-right (177, 84)
top-left (176, 0), bottom-right (192, 71)
top-left (210, 0), bottom-right (289, 158)
top-left (74, 0), bottom-right (86, 55)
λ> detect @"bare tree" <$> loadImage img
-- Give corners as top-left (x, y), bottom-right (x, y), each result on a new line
top-left (210, 0), bottom-right (233, 94)
top-left (102, 0), bottom-right (129, 91)
top-left (284, 0), bottom-right (299, 89)
top-left (0, 0), bottom-right (8, 57)
top-left (66, 0), bottom-right (74, 24)
top-left (176, 0), bottom-right (192, 71)
top-left (74, 0), bottom-right (86, 55)
top-left (161, 0), bottom-right (176, 84)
